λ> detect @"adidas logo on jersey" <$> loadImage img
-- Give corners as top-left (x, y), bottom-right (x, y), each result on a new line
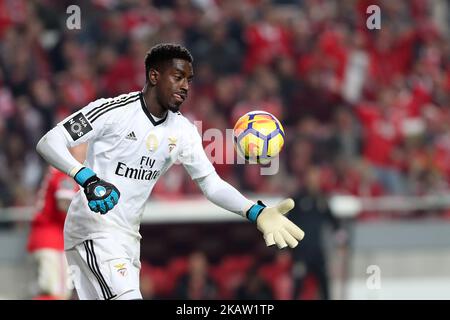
top-left (125, 131), bottom-right (137, 141)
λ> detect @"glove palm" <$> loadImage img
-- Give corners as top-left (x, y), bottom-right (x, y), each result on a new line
top-left (256, 199), bottom-right (304, 249)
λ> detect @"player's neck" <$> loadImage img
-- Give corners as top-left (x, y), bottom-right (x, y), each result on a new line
top-left (142, 86), bottom-right (168, 119)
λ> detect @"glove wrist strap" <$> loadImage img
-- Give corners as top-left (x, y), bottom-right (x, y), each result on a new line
top-left (74, 167), bottom-right (97, 188)
top-left (246, 200), bottom-right (266, 223)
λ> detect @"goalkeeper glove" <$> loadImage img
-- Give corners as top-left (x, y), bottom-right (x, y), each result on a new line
top-left (246, 198), bottom-right (304, 249)
top-left (74, 167), bottom-right (120, 215)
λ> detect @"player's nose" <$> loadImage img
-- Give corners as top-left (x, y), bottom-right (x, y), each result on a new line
top-left (180, 78), bottom-right (189, 92)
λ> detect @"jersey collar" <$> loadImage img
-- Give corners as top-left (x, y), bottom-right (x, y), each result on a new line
top-left (139, 92), bottom-right (168, 126)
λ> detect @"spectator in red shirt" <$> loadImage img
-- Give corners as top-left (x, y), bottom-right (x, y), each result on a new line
top-left (355, 88), bottom-right (406, 194)
top-left (243, 5), bottom-right (293, 73)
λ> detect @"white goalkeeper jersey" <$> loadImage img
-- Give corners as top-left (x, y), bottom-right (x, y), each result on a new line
top-left (57, 91), bottom-right (215, 249)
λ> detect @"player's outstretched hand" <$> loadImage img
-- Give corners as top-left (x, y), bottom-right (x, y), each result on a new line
top-left (247, 199), bottom-right (304, 249)
top-left (74, 167), bottom-right (120, 214)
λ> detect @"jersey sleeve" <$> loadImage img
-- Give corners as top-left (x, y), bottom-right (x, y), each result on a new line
top-left (178, 122), bottom-right (215, 180)
top-left (56, 97), bottom-right (113, 147)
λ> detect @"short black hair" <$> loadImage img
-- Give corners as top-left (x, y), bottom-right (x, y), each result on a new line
top-left (144, 43), bottom-right (193, 82)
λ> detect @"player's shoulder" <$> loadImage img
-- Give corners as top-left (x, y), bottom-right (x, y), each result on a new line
top-left (85, 91), bottom-right (142, 122)
top-left (91, 91), bottom-right (141, 106)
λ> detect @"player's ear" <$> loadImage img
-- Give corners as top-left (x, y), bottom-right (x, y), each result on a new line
top-left (149, 68), bottom-right (159, 86)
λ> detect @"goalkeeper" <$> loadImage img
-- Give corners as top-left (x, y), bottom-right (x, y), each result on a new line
top-left (36, 43), bottom-right (304, 300)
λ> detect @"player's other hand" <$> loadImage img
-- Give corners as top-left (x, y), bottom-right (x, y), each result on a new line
top-left (247, 199), bottom-right (304, 249)
top-left (74, 167), bottom-right (120, 214)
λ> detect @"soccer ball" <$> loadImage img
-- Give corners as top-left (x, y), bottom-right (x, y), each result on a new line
top-left (233, 110), bottom-right (285, 164)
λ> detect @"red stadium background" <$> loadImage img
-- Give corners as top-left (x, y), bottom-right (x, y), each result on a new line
top-left (0, 0), bottom-right (449, 299)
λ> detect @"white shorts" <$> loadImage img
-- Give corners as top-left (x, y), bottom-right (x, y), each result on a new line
top-left (32, 249), bottom-right (72, 299)
top-left (65, 236), bottom-right (142, 300)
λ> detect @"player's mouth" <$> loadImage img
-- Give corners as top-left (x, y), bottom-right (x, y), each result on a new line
top-left (173, 93), bottom-right (186, 103)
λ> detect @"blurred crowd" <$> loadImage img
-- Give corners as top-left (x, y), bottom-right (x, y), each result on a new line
top-left (140, 251), bottom-right (296, 300)
top-left (0, 0), bottom-right (449, 213)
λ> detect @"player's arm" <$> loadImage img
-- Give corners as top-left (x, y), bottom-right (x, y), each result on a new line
top-left (36, 102), bottom-right (120, 214)
top-left (195, 172), bottom-right (304, 249)
top-left (181, 121), bottom-right (304, 249)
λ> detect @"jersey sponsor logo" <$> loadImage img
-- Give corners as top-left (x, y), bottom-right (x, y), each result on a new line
top-left (146, 133), bottom-right (159, 152)
top-left (125, 131), bottom-right (137, 141)
top-left (115, 161), bottom-right (161, 181)
top-left (63, 112), bottom-right (93, 141)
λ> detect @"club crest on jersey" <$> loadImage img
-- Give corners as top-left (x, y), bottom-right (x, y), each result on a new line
top-left (168, 137), bottom-right (177, 153)
top-left (114, 263), bottom-right (128, 277)
top-left (146, 133), bottom-right (159, 152)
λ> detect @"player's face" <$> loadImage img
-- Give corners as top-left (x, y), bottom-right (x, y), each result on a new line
top-left (157, 59), bottom-right (193, 112)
